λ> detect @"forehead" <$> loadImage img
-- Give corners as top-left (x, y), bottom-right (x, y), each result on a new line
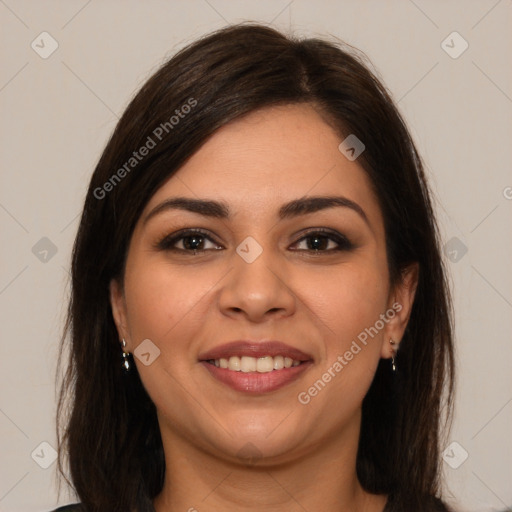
top-left (141, 103), bottom-right (382, 228)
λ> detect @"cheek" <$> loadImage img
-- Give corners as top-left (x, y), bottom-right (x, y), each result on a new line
top-left (292, 261), bottom-right (389, 428)
top-left (306, 261), bottom-right (389, 340)
top-left (123, 258), bottom-right (224, 349)
top-left (307, 262), bottom-right (388, 384)
top-left (122, 261), bottom-right (215, 409)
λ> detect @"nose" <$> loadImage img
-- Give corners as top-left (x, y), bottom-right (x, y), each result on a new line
top-left (217, 245), bottom-right (297, 323)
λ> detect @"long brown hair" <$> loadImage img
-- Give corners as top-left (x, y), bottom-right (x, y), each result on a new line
top-left (56, 22), bottom-right (455, 511)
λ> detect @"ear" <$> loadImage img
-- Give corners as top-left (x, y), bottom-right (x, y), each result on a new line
top-left (380, 262), bottom-right (419, 359)
top-left (109, 278), bottom-right (130, 348)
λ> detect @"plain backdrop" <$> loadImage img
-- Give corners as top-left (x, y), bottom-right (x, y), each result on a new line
top-left (0, 1), bottom-right (511, 511)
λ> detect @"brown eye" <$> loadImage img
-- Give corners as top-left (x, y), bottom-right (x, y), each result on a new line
top-left (155, 229), bottom-right (223, 253)
top-left (291, 229), bottom-right (354, 252)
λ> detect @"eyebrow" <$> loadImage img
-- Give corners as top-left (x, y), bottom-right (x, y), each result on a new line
top-left (142, 195), bottom-right (370, 227)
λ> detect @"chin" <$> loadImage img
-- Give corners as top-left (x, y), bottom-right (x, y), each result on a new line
top-left (203, 421), bottom-right (307, 466)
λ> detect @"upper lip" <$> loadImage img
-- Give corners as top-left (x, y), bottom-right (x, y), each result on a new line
top-left (198, 341), bottom-right (313, 362)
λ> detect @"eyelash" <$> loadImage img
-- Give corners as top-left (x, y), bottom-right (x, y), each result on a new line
top-left (154, 228), bottom-right (355, 254)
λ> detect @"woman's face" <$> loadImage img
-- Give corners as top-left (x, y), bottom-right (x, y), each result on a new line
top-left (110, 103), bottom-right (416, 464)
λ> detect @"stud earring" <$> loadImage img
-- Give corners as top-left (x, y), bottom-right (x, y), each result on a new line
top-left (389, 339), bottom-right (397, 372)
top-left (121, 339), bottom-right (131, 372)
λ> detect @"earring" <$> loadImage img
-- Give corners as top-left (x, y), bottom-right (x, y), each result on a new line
top-left (121, 339), bottom-right (131, 372)
top-left (389, 339), bottom-right (397, 372)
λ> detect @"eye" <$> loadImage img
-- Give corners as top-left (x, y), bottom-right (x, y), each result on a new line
top-left (290, 229), bottom-right (354, 253)
top-left (154, 227), bottom-right (354, 255)
top-left (155, 229), bottom-right (223, 253)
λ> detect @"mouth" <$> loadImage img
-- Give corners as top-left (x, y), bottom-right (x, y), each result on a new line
top-left (198, 340), bottom-right (314, 394)
top-left (203, 355), bottom-right (304, 372)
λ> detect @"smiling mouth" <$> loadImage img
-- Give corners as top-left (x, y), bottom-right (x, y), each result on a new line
top-left (200, 356), bottom-right (313, 394)
top-left (204, 355), bottom-right (305, 372)
top-left (198, 340), bottom-right (314, 393)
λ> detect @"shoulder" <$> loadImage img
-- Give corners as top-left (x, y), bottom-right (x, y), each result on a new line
top-left (48, 505), bottom-right (83, 512)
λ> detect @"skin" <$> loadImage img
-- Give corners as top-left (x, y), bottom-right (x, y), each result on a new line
top-left (110, 103), bottom-right (418, 512)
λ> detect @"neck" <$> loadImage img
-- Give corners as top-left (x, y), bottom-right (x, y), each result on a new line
top-left (152, 411), bottom-right (387, 512)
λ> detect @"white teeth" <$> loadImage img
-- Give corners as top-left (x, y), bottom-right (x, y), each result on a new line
top-left (228, 356), bottom-right (240, 371)
top-left (273, 355), bottom-right (284, 370)
top-left (256, 356), bottom-right (274, 373)
top-left (240, 356), bottom-right (257, 373)
top-left (212, 355), bottom-right (303, 372)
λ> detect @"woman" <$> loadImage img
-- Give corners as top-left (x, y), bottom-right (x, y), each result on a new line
top-left (53, 23), bottom-right (455, 512)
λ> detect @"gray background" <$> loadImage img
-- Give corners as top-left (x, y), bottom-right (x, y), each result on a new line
top-left (0, 1), bottom-right (511, 511)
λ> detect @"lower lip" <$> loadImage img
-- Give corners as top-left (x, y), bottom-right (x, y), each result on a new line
top-left (200, 361), bottom-right (313, 394)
